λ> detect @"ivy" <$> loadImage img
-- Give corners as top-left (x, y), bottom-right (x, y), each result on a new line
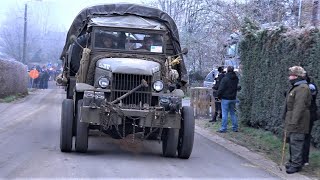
top-left (239, 22), bottom-right (320, 148)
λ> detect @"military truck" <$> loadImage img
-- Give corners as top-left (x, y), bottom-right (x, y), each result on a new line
top-left (58, 3), bottom-right (195, 158)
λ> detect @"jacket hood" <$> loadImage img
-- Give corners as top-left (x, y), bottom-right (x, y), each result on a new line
top-left (226, 72), bottom-right (238, 80)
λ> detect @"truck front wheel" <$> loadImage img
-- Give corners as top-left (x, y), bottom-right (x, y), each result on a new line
top-left (75, 100), bottom-right (89, 153)
top-left (177, 106), bottom-right (195, 159)
top-left (162, 128), bottom-right (179, 157)
top-left (60, 99), bottom-right (74, 152)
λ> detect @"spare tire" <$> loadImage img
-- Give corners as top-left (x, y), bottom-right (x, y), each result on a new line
top-left (69, 34), bottom-right (89, 76)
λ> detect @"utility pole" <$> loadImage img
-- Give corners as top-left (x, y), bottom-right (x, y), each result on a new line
top-left (298, 0), bottom-right (302, 26)
top-left (22, 3), bottom-right (28, 64)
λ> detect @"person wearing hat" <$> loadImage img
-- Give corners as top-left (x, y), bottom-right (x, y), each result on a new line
top-left (210, 66), bottom-right (225, 122)
top-left (284, 66), bottom-right (311, 174)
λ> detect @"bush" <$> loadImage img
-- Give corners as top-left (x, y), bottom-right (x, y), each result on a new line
top-left (239, 19), bottom-right (320, 148)
top-left (0, 59), bottom-right (28, 98)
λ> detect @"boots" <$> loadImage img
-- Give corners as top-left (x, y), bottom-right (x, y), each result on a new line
top-left (209, 113), bottom-right (217, 122)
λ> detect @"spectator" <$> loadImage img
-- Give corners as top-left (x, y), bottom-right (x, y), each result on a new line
top-left (42, 69), bottom-right (50, 89)
top-left (216, 66), bottom-right (239, 133)
top-left (284, 66), bottom-right (311, 174)
top-left (210, 67), bottom-right (225, 123)
top-left (302, 74), bottom-right (318, 166)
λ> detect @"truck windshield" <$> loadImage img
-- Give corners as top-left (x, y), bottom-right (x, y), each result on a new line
top-left (94, 29), bottom-right (164, 53)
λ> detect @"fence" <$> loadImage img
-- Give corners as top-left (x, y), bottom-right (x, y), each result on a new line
top-left (190, 87), bottom-right (215, 118)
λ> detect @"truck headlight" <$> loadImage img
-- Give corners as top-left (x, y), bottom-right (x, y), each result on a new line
top-left (153, 80), bottom-right (164, 92)
top-left (98, 77), bottom-right (110, 88)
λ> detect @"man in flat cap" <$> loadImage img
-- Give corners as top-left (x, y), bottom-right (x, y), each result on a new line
top-left (284, 66), bottom-right (311, 174)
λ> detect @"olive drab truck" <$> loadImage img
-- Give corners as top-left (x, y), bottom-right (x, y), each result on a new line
top-left (57, 3), bottom-right (195, 158)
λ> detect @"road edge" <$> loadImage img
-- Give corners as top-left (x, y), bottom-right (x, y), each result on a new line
top-left (195, 125), bottom-right (314, 180)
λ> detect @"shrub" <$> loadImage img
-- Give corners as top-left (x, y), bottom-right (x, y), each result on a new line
top-left (239, 19), bottom-right (320, 148)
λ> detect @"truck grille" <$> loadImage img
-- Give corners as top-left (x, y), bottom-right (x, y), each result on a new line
top-left (111, 73), bottom-right (152, 105)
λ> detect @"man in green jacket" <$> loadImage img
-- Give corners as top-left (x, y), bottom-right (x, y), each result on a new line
top-left (284, 66), bottom-right (311, 174)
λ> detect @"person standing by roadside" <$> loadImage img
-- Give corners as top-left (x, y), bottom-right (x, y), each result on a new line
top-left (210, 67), bottom-right (225, 123)
top-left (284, 66), bottom-right (311, 174)
top-left (302, 74), bottom-right (318, 166)
top-left (216, 66), bottom-right (239, 133)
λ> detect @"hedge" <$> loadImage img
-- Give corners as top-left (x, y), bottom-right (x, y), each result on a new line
top-left (239, 19), bottom-right (320, 148)
top-left (0, 59), bottom-right (28, 98)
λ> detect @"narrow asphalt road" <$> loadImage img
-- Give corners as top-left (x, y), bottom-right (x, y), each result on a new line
top-left (0, 86), bottom-right (278, 179)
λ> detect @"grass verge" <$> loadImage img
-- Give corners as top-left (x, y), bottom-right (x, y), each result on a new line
top-left (196, 119), bottom-right (320, 178)
top-left (0, 93), bottom-right (28, 103)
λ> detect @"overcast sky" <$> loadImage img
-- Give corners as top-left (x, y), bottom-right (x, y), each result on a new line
top-left (0, 0), bottom-right (148, 31)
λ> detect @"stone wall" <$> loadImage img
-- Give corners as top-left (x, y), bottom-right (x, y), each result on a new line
top-left (0, 59), bottom-right (28, 98)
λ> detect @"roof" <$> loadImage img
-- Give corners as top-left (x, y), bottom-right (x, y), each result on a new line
top-left (88, 16), bottom-right (166, 30)
top-left (60, 3), bottom-right (181, 60)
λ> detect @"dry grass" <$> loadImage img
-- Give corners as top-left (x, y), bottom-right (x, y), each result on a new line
top-left (196, 119), bottom-right (320, 179)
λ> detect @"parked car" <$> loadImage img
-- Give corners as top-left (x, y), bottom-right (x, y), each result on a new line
top-left (203, 69), bottom-right (218, 88)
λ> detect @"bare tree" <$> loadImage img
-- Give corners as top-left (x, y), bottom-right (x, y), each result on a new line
top-left (0, 3), bottom-right (65, 66)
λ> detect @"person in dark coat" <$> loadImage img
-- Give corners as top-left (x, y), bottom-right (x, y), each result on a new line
top-left (302, 74), bottom-right (318, 166)
top-left (210, 67), bottom-right (225, 122)
top-left (216, 66), bottom-right (239, 132)
top-left (42, 69), bottom-right (50, 89)
top-left (284, 66), bottom-right (311, 174)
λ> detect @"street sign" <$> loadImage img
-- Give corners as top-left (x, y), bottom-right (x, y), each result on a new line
top-left (29, 69), bottom-right (39, 79)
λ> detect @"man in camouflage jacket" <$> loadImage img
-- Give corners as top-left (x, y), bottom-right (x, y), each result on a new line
top-left (284, 66), bottom-right (311, 174)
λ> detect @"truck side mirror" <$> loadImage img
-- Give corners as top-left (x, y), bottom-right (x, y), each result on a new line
top-left (70, 35), bottom-right (77, 43)
top-left (182, 48), bottom-right (188, 55)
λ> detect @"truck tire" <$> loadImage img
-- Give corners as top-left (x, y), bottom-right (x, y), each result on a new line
top-left (75, 100), bottom-right (89, 153)
top-left (162, 128), bottom-right (179, 157)
top-left (178, 106), bottom-right (195, 159)
top-left (60, 99), bottom-right (74, 152)
top-left (73, 93), bottom-right (83, 136)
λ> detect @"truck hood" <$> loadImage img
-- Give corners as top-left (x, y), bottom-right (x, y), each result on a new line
top-left (96, 58), bottom-right (160, 75)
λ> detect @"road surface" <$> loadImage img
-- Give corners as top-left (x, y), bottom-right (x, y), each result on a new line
top-left (0, 86), bottom-right (278, 179)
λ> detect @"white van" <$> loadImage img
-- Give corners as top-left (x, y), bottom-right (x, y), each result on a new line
top-left (203, 69), bottom-right (218, 88)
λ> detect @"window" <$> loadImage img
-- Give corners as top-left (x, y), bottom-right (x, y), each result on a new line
top-left (94, 29), bottom-right (164, 53)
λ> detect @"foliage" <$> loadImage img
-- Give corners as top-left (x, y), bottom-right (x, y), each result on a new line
top-left (189, 70), bottom-right (206, 82)
top-left (239, 21), bottom-right (320, 147)
top-left (0, 93), bottom-right (27, 103)
top-left (0, 59), bottom-right (28, 98)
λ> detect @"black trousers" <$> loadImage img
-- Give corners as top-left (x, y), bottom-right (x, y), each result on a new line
top-left (302, 111), bottom-right (317, 163)
top-left (212, 101), bottom-right (221, 121)
top-left (288, 133), bottom-right (306, 168)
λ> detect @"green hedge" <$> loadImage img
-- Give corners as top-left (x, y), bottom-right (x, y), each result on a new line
top-left (239, 20), bottom-right (320, 148)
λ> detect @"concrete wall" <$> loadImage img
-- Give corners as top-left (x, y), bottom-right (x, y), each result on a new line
top-left (0, 59), bottom-right (28, 98)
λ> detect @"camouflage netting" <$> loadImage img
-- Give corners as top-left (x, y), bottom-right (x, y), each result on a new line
top-left (0, 59), bottom-right (28, 98)
top-left (239, 19), bottom-right (320, 148)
